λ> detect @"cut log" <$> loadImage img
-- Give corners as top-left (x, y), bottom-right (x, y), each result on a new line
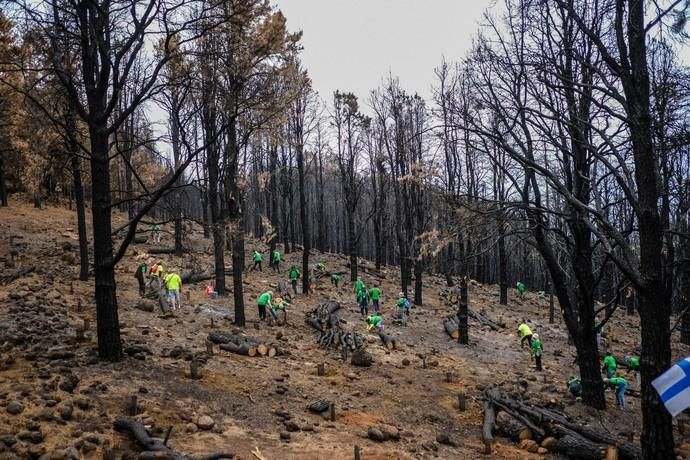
top-left (114, 417), bottom-right (233, 460)
top-left (255, 343), bottom-right (268, 356)
top-left (267, 346), bottom-right (277, 358)
top-left (482, 401), bottom-right (495, 454)
top-left (443, 317), bottom-right (460, 339)
top-left (495, 411), bottom-right (528, 442)
top-left (346, 262), bottom-right (385, 279)
top-left (553, 433), bottom-right (606, 460)
top-left (132, 236), bottom-right (148, 244)
top-left (378, 331), bottom-right (398, 350)
top-left (219, 342), bottom-right (257, 357)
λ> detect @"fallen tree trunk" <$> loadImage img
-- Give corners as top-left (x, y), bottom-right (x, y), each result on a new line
top-left (482, 401), bottom-right (495, 454)
top-left (182, 268), bottom-right (233, 284)
top-left (553, 432), bottom-right (606, 460)
top-left (469, 308), bottom-right (505, 330)
top-left (114, 417), bottom-right (233, 460)
top-left (346, 262), bottom-right (385, 279)
top-left (219, 342), bottom-right (257, 357)
top-left (148, 247), bottom-right (177, 254)
top-left (378, 331), bottom-right (398, 350)
top-left (1, 265), bottom-right (36, 285)
top-left (443, 316), bottom-right (460, 339)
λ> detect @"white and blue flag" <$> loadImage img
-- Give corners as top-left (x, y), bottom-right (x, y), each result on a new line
top-left (652, 358), bottom-right (690, 417)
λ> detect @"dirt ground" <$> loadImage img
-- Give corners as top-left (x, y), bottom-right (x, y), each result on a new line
top-left (1, 201), bottom-right (689, 460)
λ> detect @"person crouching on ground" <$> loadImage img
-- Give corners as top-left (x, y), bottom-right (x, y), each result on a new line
top-left (366, 314), bottom-right (383, 331)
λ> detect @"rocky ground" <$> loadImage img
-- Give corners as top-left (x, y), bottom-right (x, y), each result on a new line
top-left (1, 202), bottom-right (690, 460)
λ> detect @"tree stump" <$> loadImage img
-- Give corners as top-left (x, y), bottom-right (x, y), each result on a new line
top-left (458, 393), bottom-right (466, 411)
top-left (354, 445), bottom-right (361, 460)
top-left (206, 340), bottom-right (213, 356)
top-left (329, 403), bottom-right (336, 422)
top-left (317, 363), bottom-right (325, 376)
top-left (128, 395), bottom-right (138, 416)
top-left (190, 360), bottom-right (201, 380)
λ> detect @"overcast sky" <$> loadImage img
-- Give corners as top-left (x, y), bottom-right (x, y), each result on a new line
top-left (274, 0), bottom-right (497, 106)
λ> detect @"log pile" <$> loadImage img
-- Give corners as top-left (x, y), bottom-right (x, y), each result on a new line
top-left (305, 302), bottom-right (365, 359)
top-left (208, 332), bottom-right (277, 358)
top-left (484, 387), bottom-right (640, 459)
top-left (346, 262), bottom-right (386, 279)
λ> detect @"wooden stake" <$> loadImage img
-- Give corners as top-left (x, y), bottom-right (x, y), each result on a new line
top-left (329, 403), bottom-right (336, 422)
top-left (206, 340), bottom-right (214, 356)
top-left (458, 393), bottom-right (466, 411)
top-left (446, 372), bottom-right (454, 383)
top-left (77, 299), bottom-right (82, 312)
top-left (163, 426), bottom-right (173, 446)
top-left (83, 319), bottom-right (90, 331)
top-left (422, 357), bottom-right (427, 369)
top-left (549, 293), bottom-right (554, 324)
top-left (70, 282), bottom-right (74, 294)
top-left (102, 449), bottom-right (115, 460)
top-left (210, 317), bottom-right (215, 328)
top-left (128, 395), bottom-right (138, 416)
top-left (190, 360), bottom-right (200, 380)
top-left (76, 327), bottom-right (85, 341)
top-left (317, 363), bottom-right (325, 376)
top-left (354, 445), bottom-right (361, 460)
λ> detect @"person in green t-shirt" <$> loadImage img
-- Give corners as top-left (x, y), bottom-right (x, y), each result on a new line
top-left (289, 266), bottom-right (300, 294)
top-left (567, 377), bottom-right (582, 399)
top-left (369, 284), bottom-right (381, 312)
top-left (397, 292), bottom-right (410, 327)
top-left (531, 334), bottom-right (544, 371)
top-left (257, 291), bottom-right (272, 321)
top-left (354, 278), bottom-right (364, 296)
top-left (516, 281), bottom-right (526, 299)
top-left (366, 315), bottom-right (383, 331)
top-left (624, 355), bottom-right (641, 389)
top-left (252, 250), bottom-right (263, 272)
top-left (357, 285), bottom-right (369, 316)
top-left (602, 351), bottom-right (617, 378)
top-left (134, 261), bottom-right (147, 297)
top-left (272, 250), bottom-right (281, 273)
top-left (604, 376), bottom-right (628, 408)
top-left (331, 273), bottom-right (341, 288)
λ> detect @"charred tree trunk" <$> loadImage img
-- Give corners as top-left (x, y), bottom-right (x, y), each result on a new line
top-left (70, 149), bottom-right (89, 281)
top-left (296, 138), bottom-right (310, 296)
top-left (457, 278), bottom-right (468, 344)
top-left (0, 154), bottom-right (7, 206)
top-left (90, 130), bottom-right (123, 362)
top-left (498, 218), bottom-right (507, 305)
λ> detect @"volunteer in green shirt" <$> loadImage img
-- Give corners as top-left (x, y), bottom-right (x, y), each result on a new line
top-left (369, 284), bottom-right (381, 312)
top-left (366, 315), bottom-right (383, 331)
top-left (602, 351), bottom-right (617, 378)
top-left (516, 281), bottom-right (526, 298)
top-left (531, 333), bottom-right (543, 370)
top-left (604, 376), bottom-right (628, 408)
top-left (567, 377), bottom-right (582, 398)
top-left (354, 278), bottom-right (364, 295)
top-left (357, 285), bottom-right (369, 316)
top-left (272, 250), bottom-right (281, 273)
top-left (331, 273), bottom-right (341, 288)
top-left (252, 251), bottom-right (263, 272)
top-left (257, 291), bottom-right (272, 321)
top-left (289, 266), bottom-right (300, 295)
